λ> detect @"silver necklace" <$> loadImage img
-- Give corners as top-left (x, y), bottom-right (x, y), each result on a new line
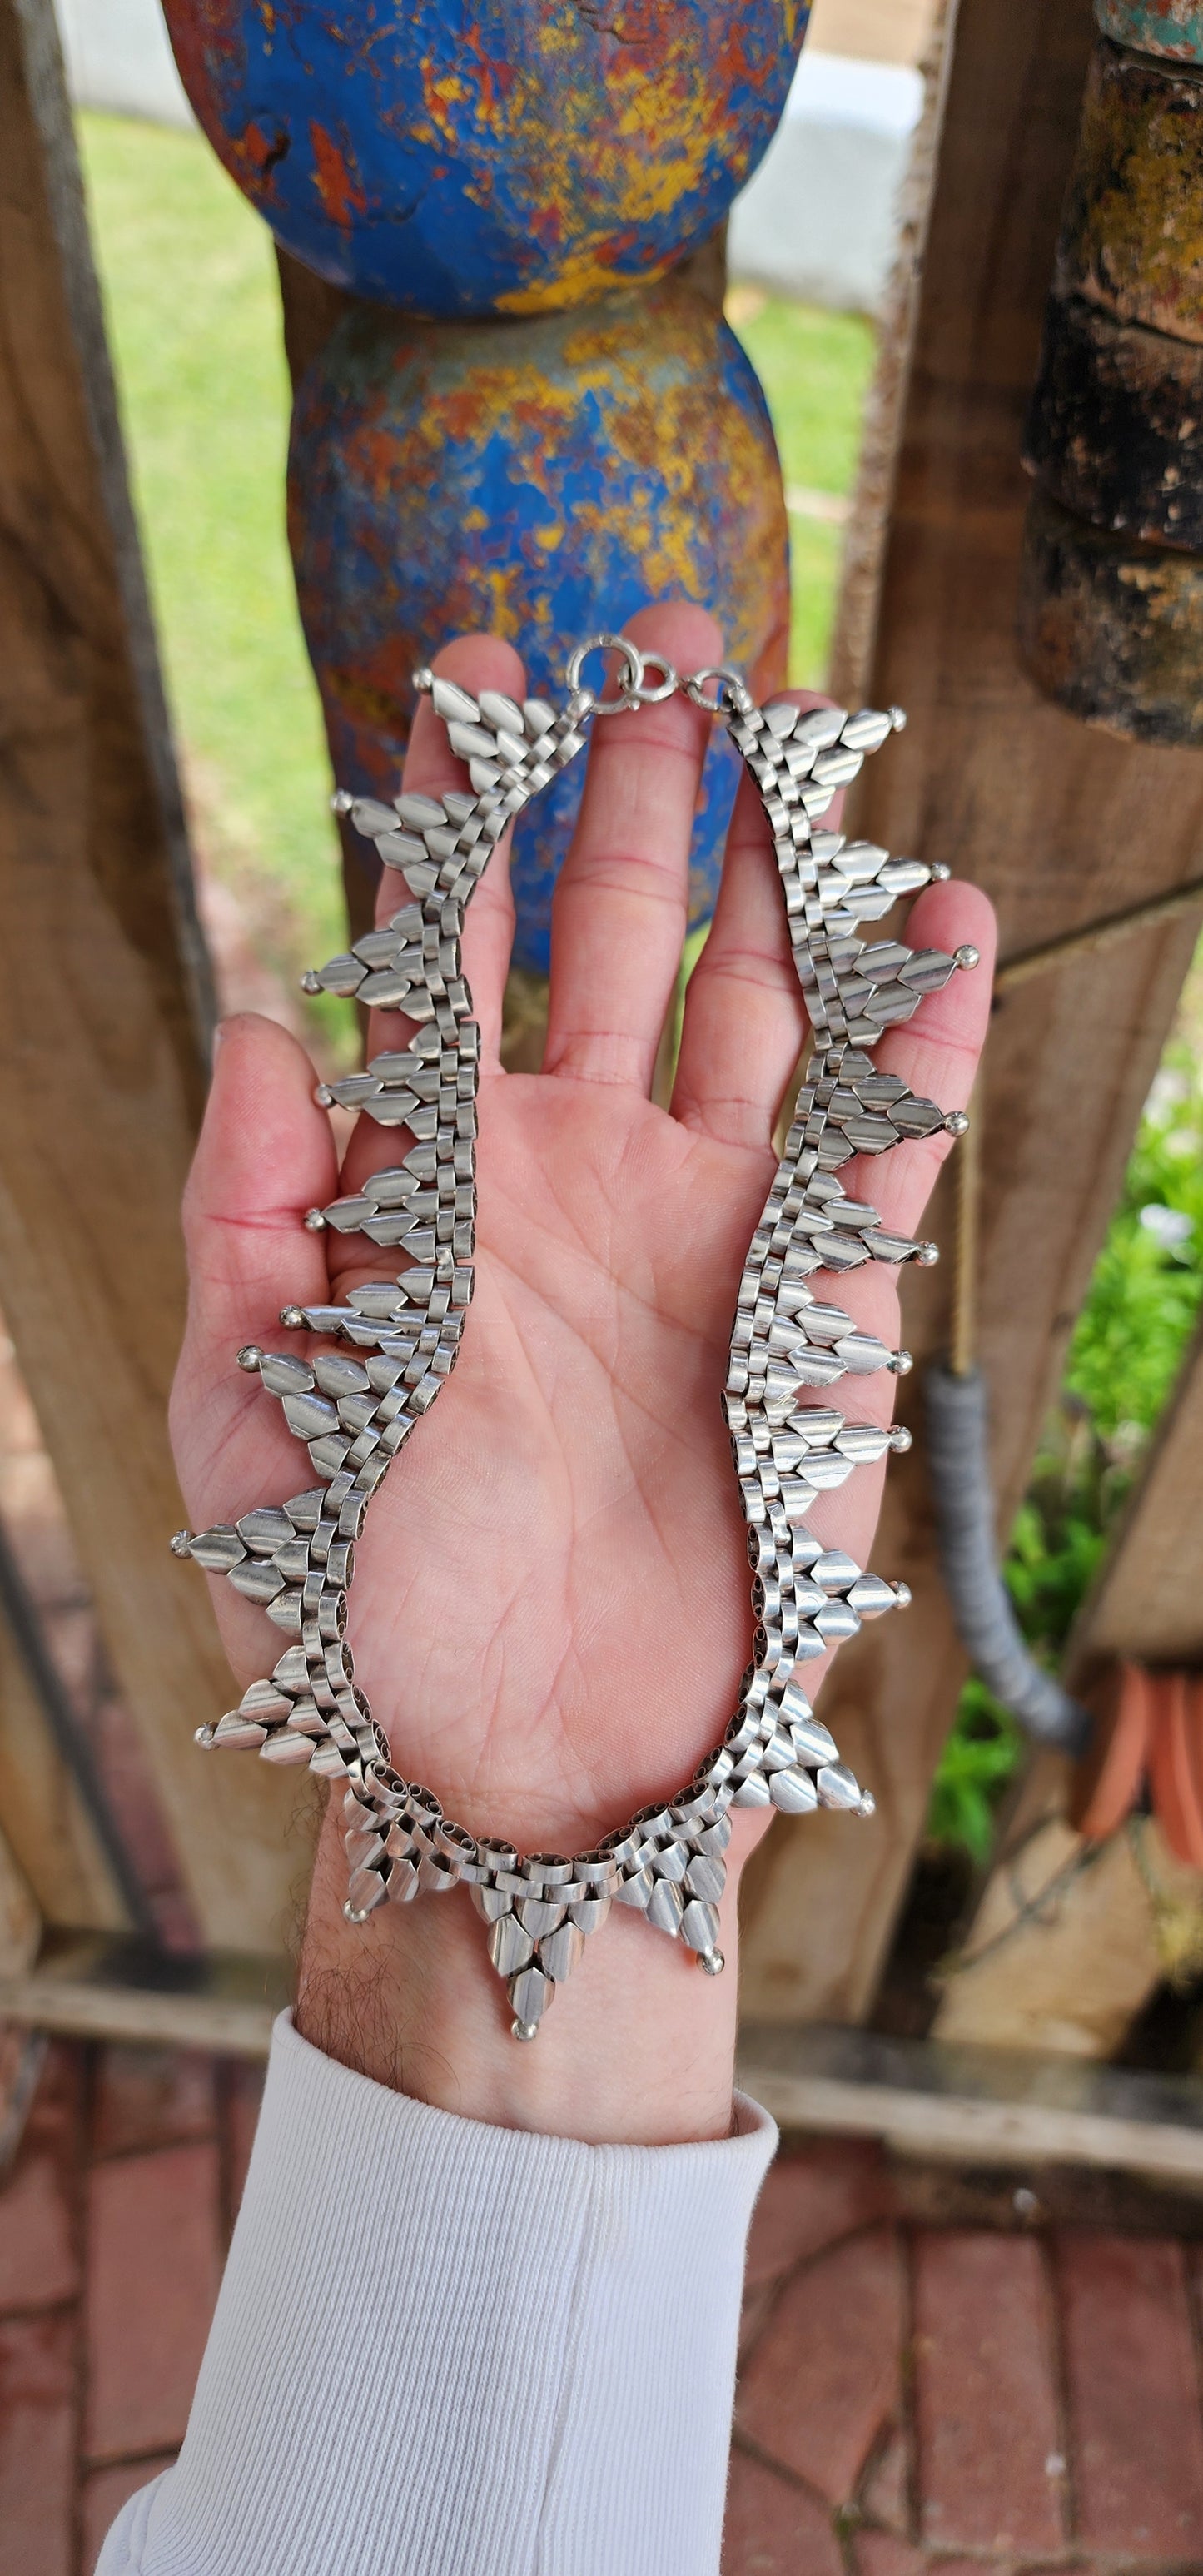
top-left (175, 638), bottom-right (977, 2039)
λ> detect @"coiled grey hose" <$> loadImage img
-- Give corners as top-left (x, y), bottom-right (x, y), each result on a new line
top-left (926, 1360), bottom-right (1093, 1755)
top-left (917, 888), bottom-right (1203, 1768)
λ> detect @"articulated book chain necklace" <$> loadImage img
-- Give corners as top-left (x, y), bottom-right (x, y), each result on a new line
top-left (174, 636), bottom-right (977, 2039)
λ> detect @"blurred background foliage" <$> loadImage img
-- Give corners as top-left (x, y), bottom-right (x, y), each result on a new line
top-left (932, 1039), bottom-right (1203, 1857)
top-left (80, 110), bottom-right (1203, 1866)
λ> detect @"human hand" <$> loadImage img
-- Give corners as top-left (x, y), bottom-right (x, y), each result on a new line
top-left (170, 602), bottom-right (994, 2141)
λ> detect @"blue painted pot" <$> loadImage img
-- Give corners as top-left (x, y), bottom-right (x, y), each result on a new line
top-left (163, 0), bottom-right (807, 315)
top-left (289, 280), bottom-right (790, 968)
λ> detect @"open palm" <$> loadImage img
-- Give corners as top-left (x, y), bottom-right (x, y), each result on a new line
top-left (170, 604), bottom-right (994, 1888)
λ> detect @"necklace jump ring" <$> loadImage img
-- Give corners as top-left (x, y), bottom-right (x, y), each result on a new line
top-left (683, 664), bottom-right (750, 714)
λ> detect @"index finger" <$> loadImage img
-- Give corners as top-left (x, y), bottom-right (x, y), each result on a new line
top-left (370, 634), bottom-right (528, 1068)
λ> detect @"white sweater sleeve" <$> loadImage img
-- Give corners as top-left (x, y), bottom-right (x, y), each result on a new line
top-left (96, 2012), bottom-right (776, 2576)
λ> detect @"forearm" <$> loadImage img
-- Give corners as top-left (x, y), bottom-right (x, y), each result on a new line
top-left (295, 1793), bottom-right (748, 2146)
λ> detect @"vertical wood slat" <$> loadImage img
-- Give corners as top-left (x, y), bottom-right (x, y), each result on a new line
top-left (0, 0), bottom-right (315, 1951)
top-left (1068, 1312), bottom-right (1203, 1673)
top-left (0, 1815), bottom-right (42, 1977)
top-left (827, 0), bottom-right (961, 707)
top-left (0, 1612), bottom-right (120, 1940)
top-left (739, 0), bottom-right (1203, 2026)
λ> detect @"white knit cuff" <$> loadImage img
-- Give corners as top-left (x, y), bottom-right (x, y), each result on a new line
top-left (97, 2010), bottom-right (776, 2576)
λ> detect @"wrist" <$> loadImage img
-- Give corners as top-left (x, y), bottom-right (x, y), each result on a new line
top-left (296, 1798), bottom-right (743, 2146)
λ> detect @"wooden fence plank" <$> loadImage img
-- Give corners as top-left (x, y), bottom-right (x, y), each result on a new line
top-left (0, 1818), bottom-right (40, 1977)
top-left (739, 0), bottom-right (1203, 2026)
top-left (828, 0), bottom-right (960, 705)
top-left (0, 1614), bottom-right (126, 1937)
top-left (0, 0), bottom-right (316, 1950)
top-left (738, 2020), bottom-right (1203, 2185)
top-left (0, 1928), bottom-right (288, 2057)
top-left (1070, 1312), bottom-right (1203, 1671)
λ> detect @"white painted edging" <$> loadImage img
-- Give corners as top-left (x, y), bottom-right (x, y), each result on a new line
top-left (729, 51), bottom-right (922, 315)
top-left (54, 0), bottom-right (195, 128)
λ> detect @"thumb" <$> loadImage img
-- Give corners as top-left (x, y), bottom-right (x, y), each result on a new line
top-left (177, 1013), bottom-right (339, 1392)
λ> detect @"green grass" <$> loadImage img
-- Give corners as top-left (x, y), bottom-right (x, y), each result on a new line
top-left (730, 293), bottom-right (877, 684)
top-left (77, 112), bottom-right (344, 990)
top-left (733, 293), bottom-right (876, 494)
top-left (781, 516), bottom-right (848, 692)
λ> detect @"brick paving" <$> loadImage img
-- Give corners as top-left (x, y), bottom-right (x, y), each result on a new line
top-left (0, 2037), bottom-right (262, 2576)
top-left (1, 2046), bottom-right (1202, 2574)
top-left (730, 2142), bottom-right (1203, 2574)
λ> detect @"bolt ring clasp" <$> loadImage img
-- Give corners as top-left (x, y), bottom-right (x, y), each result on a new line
top-left (565, 634), bottom-right (687, 714)
top-left (566, 633), bottom-right (647, 714)
top-left (631, 650), bottom-right (679, 704)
